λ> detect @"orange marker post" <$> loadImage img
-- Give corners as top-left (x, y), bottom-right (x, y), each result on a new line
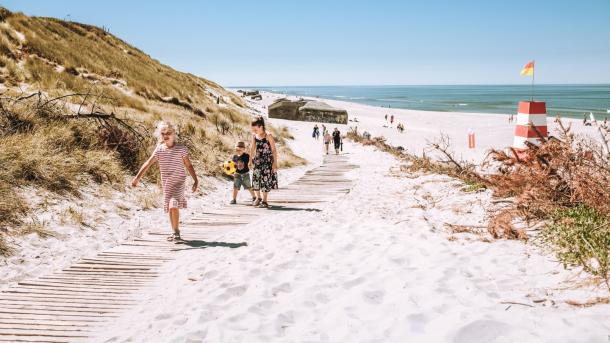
top-left (468, 129), bottom-right (475, 149)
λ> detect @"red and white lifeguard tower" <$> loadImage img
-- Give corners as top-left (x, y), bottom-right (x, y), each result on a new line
top-left (512, 101), bottom-right (548, 152)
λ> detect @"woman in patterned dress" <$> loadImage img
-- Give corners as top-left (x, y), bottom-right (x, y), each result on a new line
top-left (248, 116), bottom-right (278, 208)
top-left (131, 121), bottom-right (199, 241)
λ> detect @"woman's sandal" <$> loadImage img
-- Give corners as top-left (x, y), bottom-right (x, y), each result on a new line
top-left (167, 232), bottom-right (182, 242)
top-left (259, 201), bottom-right (269, 208)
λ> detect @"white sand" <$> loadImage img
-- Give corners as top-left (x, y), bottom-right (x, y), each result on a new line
top-left (4, 91), bottom-right (609, 342)
top-left (98, 137), bottom-right (610, 343)
top-left (95, 99), bottom-right (609, 342)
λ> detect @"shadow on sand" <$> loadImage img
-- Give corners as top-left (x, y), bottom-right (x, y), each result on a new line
top-left (173, 240), bottom-right (248, 250)
top-left (267, 205), bottom-right (322, 212)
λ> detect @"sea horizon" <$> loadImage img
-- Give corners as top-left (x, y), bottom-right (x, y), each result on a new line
top-left (231, 84), bottom-right (610, 118)
top-left (231, 83), bottom-right (610, 87)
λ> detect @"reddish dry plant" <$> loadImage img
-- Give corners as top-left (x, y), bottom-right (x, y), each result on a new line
top-left (349, 122), bottom-right (610, 240)
top-left (484, 120), bottom-right (610, 226)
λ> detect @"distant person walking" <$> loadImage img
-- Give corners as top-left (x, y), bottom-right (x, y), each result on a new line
top-left (312, 124), bottom-right (320, 140)
top-left (249, 116), bottom-right (278, 208)
top-left (390, 115), bottom-right (394, 125)
top-left (131, 121), bottom-right (199, 242)
top-left (384, 114), bottom-right (388, 122)
top-left (332, 128), bottom-right (342, 155)
top-left (323, 130), bottom-right (332, 155)
top-left (397, 123), bottom-right (405, 133)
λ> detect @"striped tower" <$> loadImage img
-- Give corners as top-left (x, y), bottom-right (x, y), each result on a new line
top-left (513, 101), bottom-right (547, 150)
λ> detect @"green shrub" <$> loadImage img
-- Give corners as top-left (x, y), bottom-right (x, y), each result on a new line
top-left (541, 205), bottom-right (610, 288)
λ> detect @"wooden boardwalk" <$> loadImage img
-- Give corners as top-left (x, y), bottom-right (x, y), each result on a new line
top-left (0, 154), bottom-right (356, 342)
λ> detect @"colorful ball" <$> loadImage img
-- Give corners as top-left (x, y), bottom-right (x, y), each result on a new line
top-left (223, 160), bottom-right (236, 175)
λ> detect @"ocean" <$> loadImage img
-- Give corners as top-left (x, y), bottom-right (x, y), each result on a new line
top-left (248, 85), bottom-right (610, 119)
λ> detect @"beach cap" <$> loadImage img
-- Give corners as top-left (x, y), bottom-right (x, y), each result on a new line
top-left (236, 141), bottom-right (246, 149)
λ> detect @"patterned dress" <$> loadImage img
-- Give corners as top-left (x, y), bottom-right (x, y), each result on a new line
top-left (252, 135), bottom-right (278, 192)
top-left (154, 143), bottom-right (189, 212)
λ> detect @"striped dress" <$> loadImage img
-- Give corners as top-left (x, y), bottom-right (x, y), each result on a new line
top-left (154, 143), bottom-right (189, 213)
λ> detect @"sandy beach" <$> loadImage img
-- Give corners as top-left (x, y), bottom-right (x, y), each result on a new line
top-left (250, 91), bottom-right (599, 164)
top-left (1, 3), bottom-right (609, 342)
top-left (96, 115), bottom-right (610, 343)
top-left (2, 89), bottom-right (608, 343)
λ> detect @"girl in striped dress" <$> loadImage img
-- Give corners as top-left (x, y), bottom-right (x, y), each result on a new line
top-left (131, 121), bottom-right (199, 241)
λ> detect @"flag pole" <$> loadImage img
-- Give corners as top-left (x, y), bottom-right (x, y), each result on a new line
top-left (531, 60), bottom-right (535, 102)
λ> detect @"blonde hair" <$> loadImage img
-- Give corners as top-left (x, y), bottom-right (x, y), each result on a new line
top-left (154, 121), bottom-right (178, 143)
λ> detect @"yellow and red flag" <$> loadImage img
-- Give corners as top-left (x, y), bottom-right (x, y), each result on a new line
top-left (520, 60), bottom-right (535, 76)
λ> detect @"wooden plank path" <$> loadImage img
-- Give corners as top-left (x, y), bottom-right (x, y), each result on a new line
top-left (0, 154), bottom-right (356, 342)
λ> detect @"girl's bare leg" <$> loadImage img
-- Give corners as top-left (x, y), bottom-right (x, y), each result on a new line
top-left (169, 208), bottom-right (179, 233)
top-left (254, 190), bottom-right (261, 199)
top-left (249, 188), bottom-right (255, 198)
top-left (262, 191), bottom-right (268, 202)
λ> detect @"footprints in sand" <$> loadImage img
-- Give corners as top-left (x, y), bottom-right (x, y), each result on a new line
top-left (248, 300), bottom-right (276, 315)
top-left (454, 319), bottom-right (512, 343)
top-left (271, 282), bottom-right (292, 296)
top-left (362, 289), bottom-right (385, 305)
top-left (343, 276), bottom-right (366, 289)
top-left (155, 313), bottom-right (172, 320)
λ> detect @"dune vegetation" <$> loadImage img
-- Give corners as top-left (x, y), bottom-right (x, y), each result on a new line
top-left (0, 7), bottom-right (304, 255)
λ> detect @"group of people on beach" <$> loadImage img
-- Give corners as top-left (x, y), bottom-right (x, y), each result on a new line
top-left (383, 113), bottom-right (405, 133)
top-left (131, 116), bottom-right (278, 242)
top-left (583, 113), bottom-right (608, 127)
top-left (313, 124), bottom-right (343, 155)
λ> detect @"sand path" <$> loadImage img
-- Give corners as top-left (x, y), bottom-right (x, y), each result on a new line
top-left (0, 154), bottom-right (356, 343)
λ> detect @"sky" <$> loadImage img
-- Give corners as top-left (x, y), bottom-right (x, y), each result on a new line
top-left (2, 0), bottom-right (610, 86)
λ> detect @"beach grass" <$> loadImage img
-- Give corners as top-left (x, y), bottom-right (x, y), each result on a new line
top-left (17, 218), bottom-right (56, 238)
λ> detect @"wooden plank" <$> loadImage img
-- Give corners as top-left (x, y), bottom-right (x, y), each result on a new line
top-left (96, 253), bottom-right (173, 259)
top-left (0, 313), bottom-right (105, 323)
top-left (37, 276), bottom-right (149, 286)
top-left (68, 264), bottom-right (155, 271)
top-left (0, 296), bottom-right (133, 307)
top-left (17, 281), bottom-right (142, 291)
top-left (61, 269), bottom-right (158, 277)
top-left (79, 259), bottom-right (160, 267)
top-left (1, 291), bottom-right (136, 302)
top-left (0, 338), bottom-right (69, 343)
top-left (0, 328), bottom-right (88, 338)
top-left (13, 285), bottom-right (137, 295)
top-left (3, 288), bottom-right (139, 299)
top-left (0, 309), bottom-right (117, 318)
top-left (0, 300), bottom-right (128, 311)
top-left (0, 304), bottom-right (120, 314)
top-left (0, 323), bottom-right (92, 332)
top-left (46, 272), bottom-right (154, 280)
top-left (0, 319), bottom-right (91, 327)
